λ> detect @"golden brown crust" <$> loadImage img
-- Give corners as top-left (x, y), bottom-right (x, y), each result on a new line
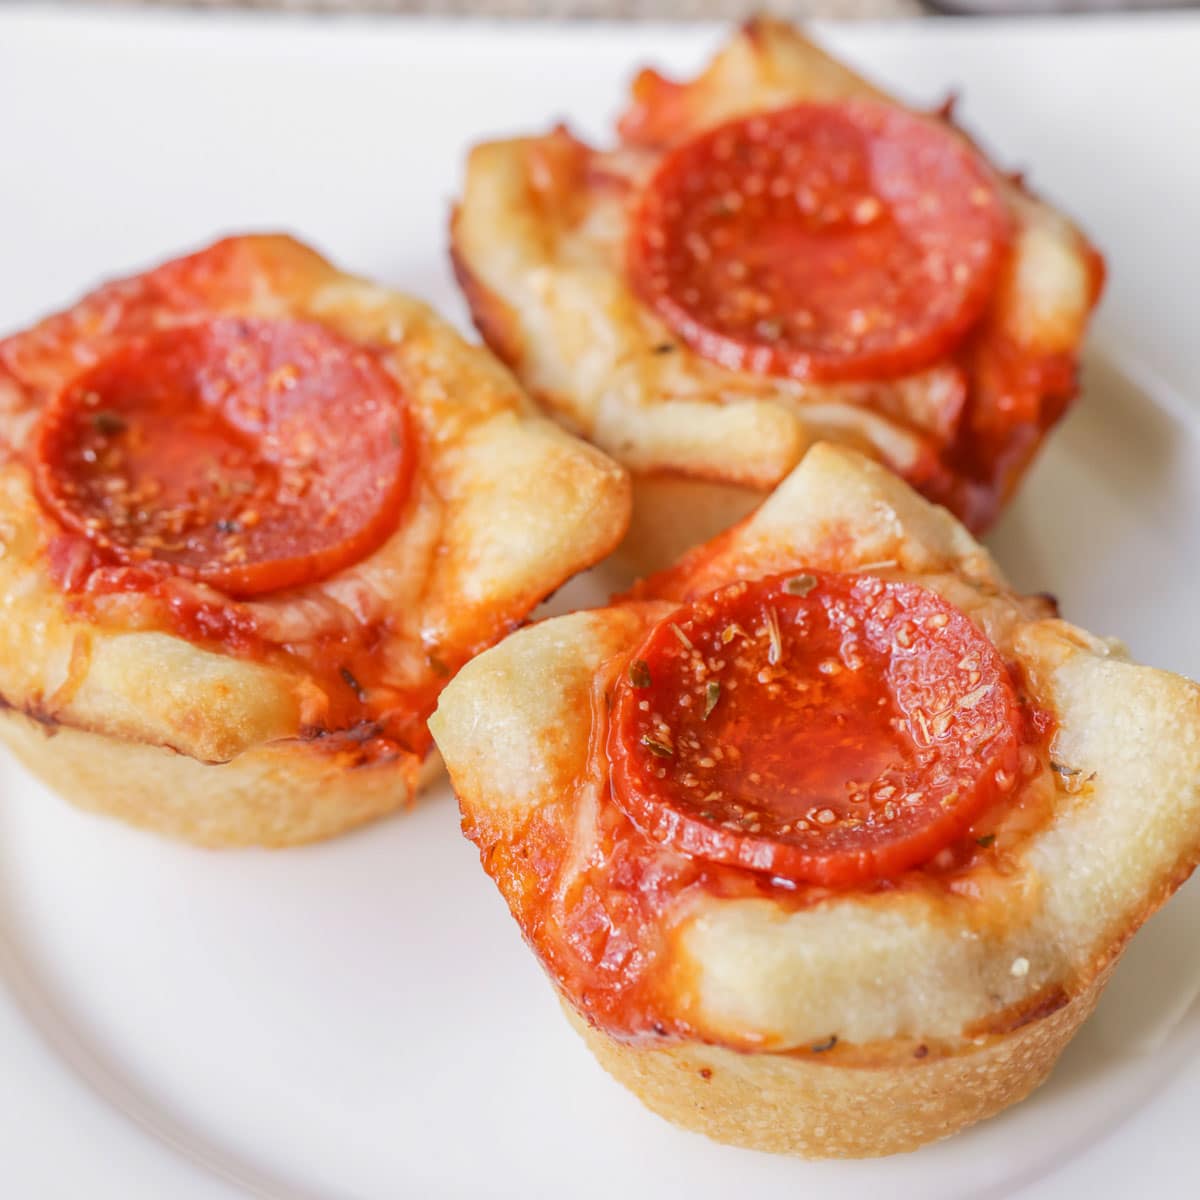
top-left (432, 443), bottom-right (1200, 1154)
top-left (0, 705), bottom-right (446, 849)
top-left (0, 234), bottom-right (631, 844)
top-left (562, 966), bottom-right (1108, 1158)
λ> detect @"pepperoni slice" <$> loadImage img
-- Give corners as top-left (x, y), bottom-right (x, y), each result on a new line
top-left (628, 102), bottom-right (1010, 383)
top-left (33, 317), bottom-right (412, 597)
top-left (608, 571), bottom-right (1023, 886)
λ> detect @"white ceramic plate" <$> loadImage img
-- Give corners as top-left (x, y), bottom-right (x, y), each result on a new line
top-left (2, 9), bottom-right (1199, 1197)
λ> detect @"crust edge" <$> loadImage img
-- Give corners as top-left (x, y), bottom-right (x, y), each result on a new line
top-left (560, 964), bottom-right (1109, 1158)
top-left (0, 707), bottom-right (441, 848)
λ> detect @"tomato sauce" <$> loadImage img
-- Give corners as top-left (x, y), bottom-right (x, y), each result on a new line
top-left (468, 583), bottom-right (1057, 1046)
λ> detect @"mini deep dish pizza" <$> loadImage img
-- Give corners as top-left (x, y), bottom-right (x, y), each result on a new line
top-left (0, 234), bottom-right (629, 846)
top-left (452, 18), bottom-right (1105, 571)
top-left (431, 443), bottom-right (1200, 1157)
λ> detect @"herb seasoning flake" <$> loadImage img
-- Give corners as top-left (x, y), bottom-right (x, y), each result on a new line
top-left (339, 666), bottom-right (367, 703)
top-left (641, 734), bottom-right (674, 759)
top-left (784, 573), bottom-right (819, 597)
top-left (629, 659), bottom-right (652, 689)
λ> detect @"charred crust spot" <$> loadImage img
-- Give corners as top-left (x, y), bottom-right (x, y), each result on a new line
top-left (913, 1044), bottom-right (929, 1059)
top-left (741, 15), bottom-right (771, 44)
top-left (27, 709), bottom-right (60, 733)
top-left (299, 721), bottom-right (409, 771)
top-left (301, 720), bottom-right (385, 745)
top-left (969, 985), bottom-right (1071, 1038)
top-left (1008, 987), bottom-right (1071, 1032)
top-left (1034, 591), bottom-right (1061, 617)
top-left (0, 692), bottom-right (62, 735)
top-left (933, 93), bottom-right (959, 123)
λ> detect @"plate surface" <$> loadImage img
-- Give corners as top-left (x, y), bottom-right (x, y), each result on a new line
top-left (1, 9), bottom-right (1199, 1198)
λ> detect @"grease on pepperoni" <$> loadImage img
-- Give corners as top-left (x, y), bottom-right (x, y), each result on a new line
top-left (33, 317), bottom-right (412, 597)
top-left (628, 102), bottom-right (1010, 383)
top-left (608, 571), bottom-right (1023, 886)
